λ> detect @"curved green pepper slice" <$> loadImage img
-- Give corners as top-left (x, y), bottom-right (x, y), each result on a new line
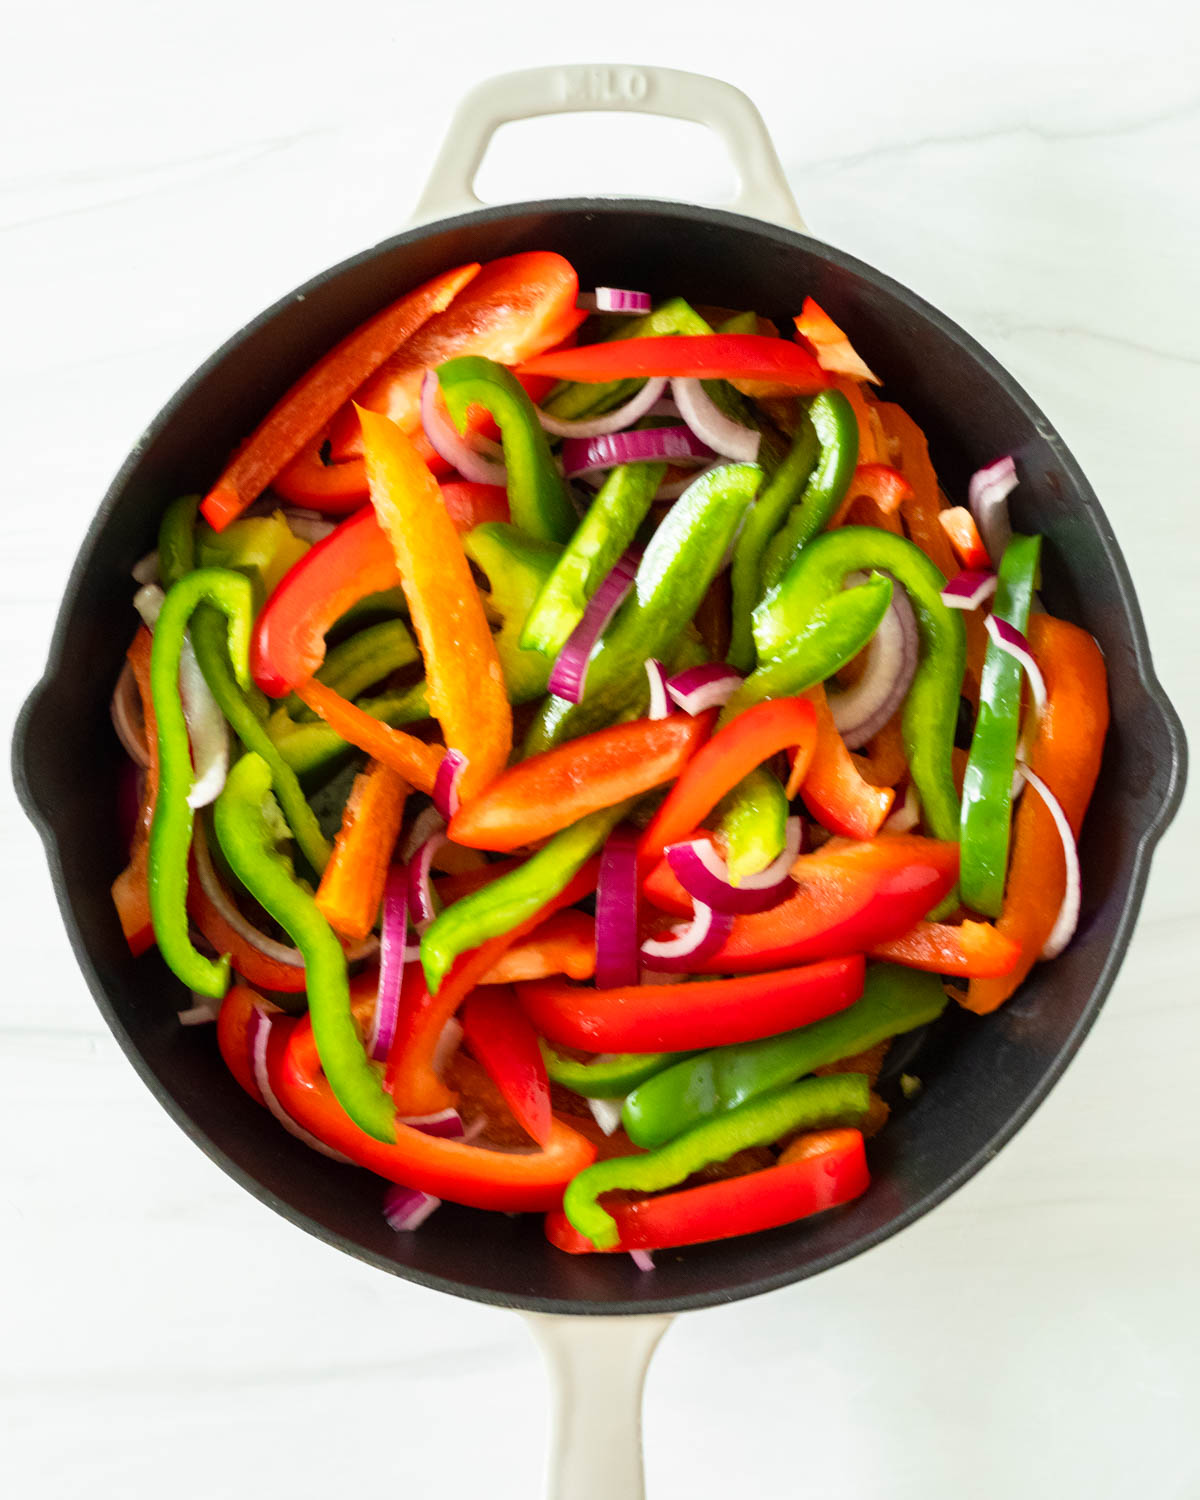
top-left (714, 765), bottom-right (790, 882)
top-left (541, 1044), bottom-right (689, 1099)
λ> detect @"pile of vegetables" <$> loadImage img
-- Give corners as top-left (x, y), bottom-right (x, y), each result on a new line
top-left (110, 252), bottom-right (1109, 1263)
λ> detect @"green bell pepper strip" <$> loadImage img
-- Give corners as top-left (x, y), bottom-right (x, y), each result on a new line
top-left (437, 356), bottom-right (575, 544)
top-left (524, 464), bottom-right (761, 753)
top-left (714, 765), bottom-right (791, 881)
top-left (196, 512), bottom-right (309, 596)
top-left (148, 568), bottom-right (254, 998)
top-left (623, 963), bottom-right (946, 1147)
top-left (214, 752), bottom-right (396, 1142)
top-left (285, 618), bottom-right (418, 719)
top-left (565, 1073), bottom-right (870, 1249)
top-left (158, 494), bottom-right (201, 589)
top-left (421, 801), bottom-right (632, 996)
top-left (751, 527), bottom-right (966, 844)
top-left (541, 1044), bottom-right (691, 1099)
top-left (520, 462), bottom-right (666, 658)
top-left (959, 532), bottom-right (1043, 915)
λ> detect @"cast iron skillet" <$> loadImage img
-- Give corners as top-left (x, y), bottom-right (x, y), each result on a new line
top-left (12, 68), bottom-right (1186, 1327)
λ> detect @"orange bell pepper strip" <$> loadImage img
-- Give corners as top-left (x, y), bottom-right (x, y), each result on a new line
top-left (432, 858), bottom-right (523, 907)
top-left (385, 859), bottom-right (600, 1117)
top-left (794, 300), bottom-right (881, 384)
top-left (852, 713), bottom-right (909, 789)
top-left (314, 760), bottom-right (409, 942)
top-left (448, 713), bottom-right (715, 854)
top-left (460, 985), bottom-right (553, 1146)
top-left (939, 506), bottom-right (991, 570)
top-left (477, 910), bottom-right (596, 984)
top-left (111, 628), bottom-right (158, 955)
top-left (292, 678), bottom-right (443, 794)
top-left (359, 408), bottom-right (511, 802)
top-left (200, 262), bottom-right (479, 531)
top-left (964, 614), bottom-right (1109, 1014)
top-left (797, 684), bottom-right (895, 837)
top-left (831, 463), bottom-right (914, 528)
top-left (270, 438), bottom-right (370, 513)
top-left (187, 830), bottom-right (308, 994)
top-left (274, 1008), bottom-right (595, 1211)
top-left (869, 918), bottom-right (1020, 977)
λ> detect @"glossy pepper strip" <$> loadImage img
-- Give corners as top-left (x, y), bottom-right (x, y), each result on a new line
top-left (274, 1009), bottom-right (596, 1211)
top-left (437, 356), bottom-right (575, 544)
top-left (361, 407), bottom-right (512, 801)
top-left (869, 919), bottom-right (1020, 977)
top-left (517, 954), bottom-right (864, 1053)
top-left (752, 527), bottom-right (966, 844)
top-left (449, 712), bottom-right (714, 854)
top-left (213, 752), bottom-right (395, 1142)
top-left (959, 533), bottom-right (1042, 916)
top-left (196, 512), bottom-right (310, 596)
top-left (563, 1072), bottom-right (870, 1249)
top-left (314, 760), bottom-right (408, 941)
top-left (622, 963), bottom-right (945, 1147)
top-left (293, 679), bottom-right (443, 794)
top-left (520, 334), bottom-right (830, 395)
top-left (478, 909), bottom-right (596, 984)
top-left (201, 263), bottom-right (479, 530)
top-left (525, 465), bottom-right (761, 751)
top-left (148, 568), bottom-right (254, 997)
top-left (965, 614), bottom-right (1109, 1013)
top-left (111, 628), bottom-right (158, 954)
top-left (797, 684), bottom-right (894, 838)
top-left (546, 1127), bottom-right (869, 1253)
top-left (460, 985), bottom-right (552, 1145)
top-left (541, 1045), bottom-right (689, 1099)
top-left (286, 618), bottom-right (418, 717)
top-left (714, 765), bottom-right (790, 883)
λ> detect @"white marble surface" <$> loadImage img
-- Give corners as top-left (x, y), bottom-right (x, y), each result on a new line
top-left (3, 6), bottom-right (1198, 1497)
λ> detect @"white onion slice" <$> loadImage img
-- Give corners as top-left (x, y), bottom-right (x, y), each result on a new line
top-left (280, 508), bottom-right (337, 543)
top-left (827, 572), bottom-right (919, 749)
top-left (536, 376), bottom-right (669, 439)
top-left (180, 635), bottom-right (229, 809)
top-left (133, 582), bottom-right (165, 628)
top-left (400, 805), bottom-right (446, 862)
top-left (433, 1018), bottom-right (463, 1078)
top-left (644, 658), bottom-right (671, 720)
top-left (1017, 765), bottom-right (1082, 959)
top-left (587, 1097), bottom-right (625, 1136)
top-left (111, 661), bottom-right (151, 768)
top-left (671, 377), bottom-right (761, 461)
top-left (882, 783), bottom-right (921, 833)
top-left (248, 1007), bottom-right (354, 1163)
top-left (132, 549), bottom-right (160, 584)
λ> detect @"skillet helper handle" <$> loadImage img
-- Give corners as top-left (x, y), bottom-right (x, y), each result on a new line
top-left (412, 64), bottom-right (805, 232)
top-left (526, 1311), bottom-right (673, 1500)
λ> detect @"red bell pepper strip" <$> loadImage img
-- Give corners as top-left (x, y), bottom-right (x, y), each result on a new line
top-left (273, 1009), bottom-right (596, 1211)
top-left (460, 985), bottom-right (552, 1145)
top-left (517, 954), bottom-right (864, 1053)
top-left (386, 859), bottom-right (601, 1117)
top-left (329, 252), bottom-right (584, 459)
top-left (111, 628), bottom-right (157, 955)
top-left (663, 836), bottom-right (960, 972)
top-left (544, 1127), bottom-right (869, 1253)
top-left (432, 858), bottom-right (524, 907)
top-left (638, 697), bottom-right (818, 875)
top-left (361, 408), bottom-right (512, 801)
top-left (518, 333), bottom-right (830, 394)
top-left (187, 841), bottom-right (307, 994)
top-left (869, 919), bottom-right (1020, 977)
top-left (938, 506), bottom-right (991, 570)
top-left (797, 684), bottom-right (895, 836)
top-left (314, 760), bottom-right (409, 942)
top-left (201, 263), bottom-right (479, 531)
top-left (478, 909), bottom-right (596, 984)
top-left (291, 678), bottom-right (444, 794)
top-left (794, 300), bottom-right (881, 384)
top-left (449, 712), bottom-right (715, 854)
top-left (831, 463), bottom-right (914, 528)
top-left (250, 505), bottom-right (399, 697)
top-left (437, 481), bottom-right (510, 531)
top-left (270, 440), bottom-right (370, 513)
top-left (217, 984), bottom-right (279, 1104)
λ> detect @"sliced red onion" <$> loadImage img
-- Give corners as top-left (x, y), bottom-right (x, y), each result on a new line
top-left (248, 1006), bottom-right (354, 1163)
top-left (666, 663), bottom-right (743, 715)
top-left (280, 508), bottom-right (338, 543)
top-left (640, 903), bottom-right (732, 970)
top-left (665, 819), bottom-right (802, 914)
top-left (433, 749), bottom-right (468, 822)
top-left (560, 426), bottom-right (714, 480)
top-left (645, 658), bottom-right (671, 720)
top-left (940, 570), bottom-right (998, 611)
top-left (671, 377), bottom-right (761, 461)
top-left (827, 572), bottom-right (919, 749)
top-left (111, 661), bottom-right (150, 768)
top-left (548, 550), bottom-right (638, 703)
top-left (595, 825), bottom-right (640, 990)
top-left (400, 805), bottom-right (445, 862)
top-left (399, 1107), bottom-right (466, 1138)
top-left (180, 635), bottom-right (229, 809)
top-left (588, 1097), bottom-right (625, 1136)
top-left (630, 1249), bottom-right (656, 1272)
top-left (536, 376), bottom-right (668, 439)
top-left (593, 287), bottom-right (653, 314)
top-left (985, 616), bottom-right (1048, 722)
top-left (1017, 765), bottom-right (1081, 959)
top-left (421, 370), bottom-right (508, 486)
top-left (383, 1183), bottom-right (442, 1231)
top-left (409, 833), bottom-right (446, 931)
top-left (133, 582), bottom-right (165, 628)
top-left (968, 456), bottom-right (1017, 564)
top-left (178, 996), bottom-right (220, 1026)
top-left (433, 1017), bottom-right (463, 1077)
top-left (132, 549), bottom-right (160, 584)
top-left (654, 463), bottom-right (720, 501)
top-left (882, 783), bottom-right (920, 833)
top-left (369, 866), bottom-right (408, 1062)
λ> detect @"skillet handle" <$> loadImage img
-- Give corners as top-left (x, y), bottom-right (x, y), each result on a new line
top-left (411, 65), bottom-right (805, 231)
top-left (526, 1311), bottom-right (672, 1500)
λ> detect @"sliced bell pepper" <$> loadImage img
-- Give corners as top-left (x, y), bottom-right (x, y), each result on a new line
top-left (853, 714), bottom-right (909, 789)
top-left (271, 440), bottom-right (370, 512)
top-left (478, 909), bottom-right (596, 984)
top-left (273, 1007), bottom-right (595, 1211)
top-left (965, 614), bottom-right (1109, 1014)
top-left (437, 481), bottom-right (510, 531)
top-left (360, 407), bottom-right (511, 801)
top-left (216, 984), bottom-right (277, 1105)
top-left (436, 356), bottom-right (575, 544)
top-left (938, 506), bottom-right (990, 570)
top-left (545, 1127), bottom-right (869, 1253)
top-left (314, 759), bottom-right (409, 941)
top-left (638, 696), bottom-right (818, 875)
top-left (286, 618), bottom-right (418, 717)
top-left (541, 1045), bottom-right (687, 1099)
top-left (562, 1072), bottom-right (869, 1249)
top-left (460, 985), bottom-right (552, 1145)
top-left (794, 300), bottom-right (881, 384)
top-left (517, 954), bottom-right (864, 1053)
top-left (519, 334), bottom-right (830, 395)
top-left (798, 683), bottom-right (895, 837)
top-left (111, 627), bottom-right (158, 955)
top-left (830, 463), bottom-right (914, 528)
top-left (201, 262), bottom-right (479, 531)
top-left (651, 836), bottom-right (960, 970)
top-left (462, 522), bottom-right (564, 704)
top-left (449, 712), bottom-right (714, 854)
top-left (869, 919), bottom-right (1020, 977)
top-left (196, 511), bottom-right (310, 597)
top-left (623, 962), bottom-right (944, 1147)
top-left (292, 679), bottom-right (443, 793)
top-left (187, 826), bottom-right (307, 994)
top-left (714, 765), bottom-right (790, 883)
top-left (329, 251), bottom-right (584, 459)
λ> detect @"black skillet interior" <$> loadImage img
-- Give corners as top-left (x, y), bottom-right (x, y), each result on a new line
top-left (13, 200), bottom-right (1186, 1314)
